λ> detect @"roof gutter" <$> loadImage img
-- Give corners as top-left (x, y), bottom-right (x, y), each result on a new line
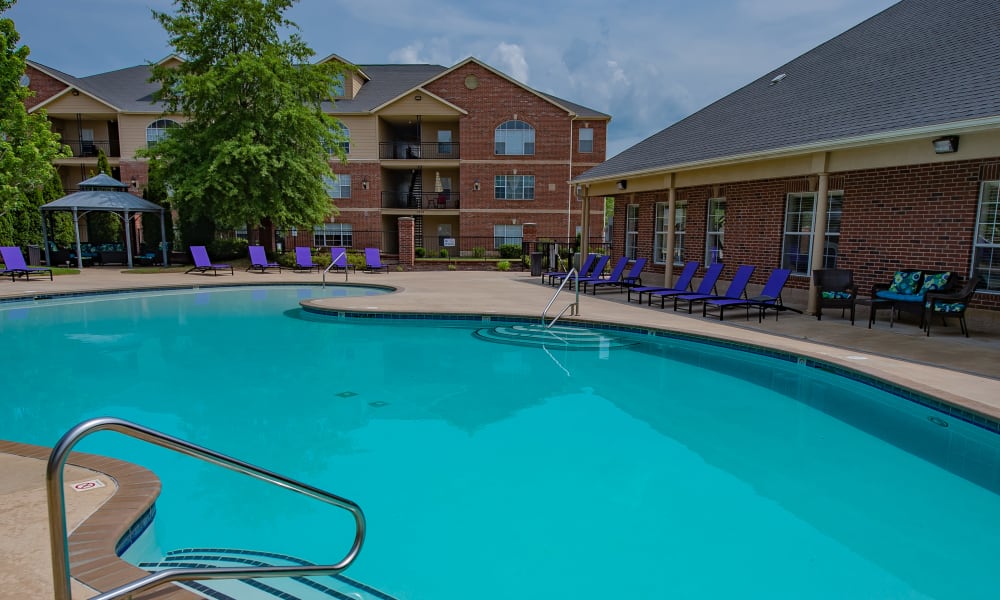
top-left (573, 114), bottom-right (1000, 185)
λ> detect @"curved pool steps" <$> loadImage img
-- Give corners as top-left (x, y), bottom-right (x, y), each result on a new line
top-left (141, 547), bottom-right (397, 600)
top-left (473, 323), bottom-right (639, 350)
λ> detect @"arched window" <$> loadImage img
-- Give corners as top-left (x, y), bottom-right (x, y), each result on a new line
top-left (494, 120), bottom-right (535, 155)
top-left (146, 119), bottom-right (180, 149)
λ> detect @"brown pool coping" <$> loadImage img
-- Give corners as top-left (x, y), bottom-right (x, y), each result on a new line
top-left (0, 441), bottom-right (198, 600)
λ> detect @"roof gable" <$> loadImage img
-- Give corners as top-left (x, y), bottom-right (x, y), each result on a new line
top-left (578, 0), bottom-right (1000, 182)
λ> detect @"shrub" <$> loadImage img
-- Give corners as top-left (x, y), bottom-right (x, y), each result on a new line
top-left (439, 248), bottom-right (449, 258)
top-left (472, 246), bottom-right (486, 258)
top-left (497, 260), bottom-right (511, 271)
top-left (498, 244), bottom-right (521, 259)
top-left (208, 237), bottom-right (248, 260)
top-left (415, 247), bottom-right (426, 258)
top-left (447, 264), bottom-right (457, 271)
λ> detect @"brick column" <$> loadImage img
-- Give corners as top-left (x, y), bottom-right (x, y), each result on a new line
top-left (522, 222), bottom-right (538, 245)
top-left (398, 216), bottom-right (415, 267)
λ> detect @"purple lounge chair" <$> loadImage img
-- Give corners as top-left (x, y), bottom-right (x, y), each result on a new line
top-left (628, 261), bottom-right (699, 304)
top-left (545, 253), bottom-right (596, 285)
top-left (550, 253), bottom-right (603, 286)
top-left (703, 268), bottom-right (791, 321)
top-left (364, 248), bottom-right (389, 273)
top-left (587, 257), bottom-right (646, 294)
top-left (651, 262), bottom-right (725, 309)
top-left (247, 245), bottom-right (281, 273)
top-left (185, 245), bottom-right (233, 276)
top-left (293, 246), bottom-right (320, 272)
top-left (330, 247), bottom-right (355, 273)
top-left (0, 246), bottom-right (53, 281)
top-left (581, 256), bottom-right (630, 293)
top-left (674, 264), bottom-right (755, 313)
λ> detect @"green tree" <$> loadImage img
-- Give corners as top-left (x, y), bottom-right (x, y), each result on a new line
top-left (86, 147), bottom-right (122, 242)
top-left (0, 0), bottom-right (69, 221)
top-left (145, 0), bottom-right (348, 245)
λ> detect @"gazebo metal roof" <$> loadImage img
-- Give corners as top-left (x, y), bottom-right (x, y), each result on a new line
top-left (39, 174), bottom-right (168, 269)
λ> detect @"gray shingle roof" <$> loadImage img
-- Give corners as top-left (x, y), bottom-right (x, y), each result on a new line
top-left (30, 59), bottom-right (608, 119)
top-left (577, 0), bottom-right (1000, 182)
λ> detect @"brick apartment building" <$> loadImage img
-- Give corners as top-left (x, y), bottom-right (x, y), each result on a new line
top-left (575, 0), bottom-right (1000, 317)
top-left (23, 55), bottom-right (609, 256)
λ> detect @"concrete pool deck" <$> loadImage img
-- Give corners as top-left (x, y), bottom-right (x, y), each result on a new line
top-left (2, 266), bottom-right (998, 598)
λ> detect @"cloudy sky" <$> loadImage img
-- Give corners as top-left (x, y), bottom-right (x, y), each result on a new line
top-left (8, 0), bottom-right (898, 158)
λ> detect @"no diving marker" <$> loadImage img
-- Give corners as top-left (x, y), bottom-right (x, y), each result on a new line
top-left (70, 479), bottom-right (106, 492)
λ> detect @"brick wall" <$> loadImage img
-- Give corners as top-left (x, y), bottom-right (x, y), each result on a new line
top-left (610, 157), bottom-right (1000, 311)
top-left (24, 65), bottom-right (67, 110)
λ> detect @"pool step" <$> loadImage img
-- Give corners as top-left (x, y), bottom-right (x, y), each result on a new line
top-left (473, 323), bottom-right (638, 350)
top-left (140, 547), bottom-right (397, 600)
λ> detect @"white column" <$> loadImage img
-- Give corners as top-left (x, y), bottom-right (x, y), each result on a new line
top-left (807, 173), bottom-right (829, 315)
top-left (664, 186), bottom-right (677, 286)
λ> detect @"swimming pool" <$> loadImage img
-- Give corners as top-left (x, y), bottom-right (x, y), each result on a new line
top-left (3, 285), bottom-right (1000, 599)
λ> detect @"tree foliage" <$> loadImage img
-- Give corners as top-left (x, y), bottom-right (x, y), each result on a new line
top-left (145, 0), bottom-right (349, 242)
top-left (0, 0), bottom-right (69, 216)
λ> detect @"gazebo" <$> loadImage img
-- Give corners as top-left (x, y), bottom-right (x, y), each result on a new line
top-left (40, 174), bottom-right (168, 269)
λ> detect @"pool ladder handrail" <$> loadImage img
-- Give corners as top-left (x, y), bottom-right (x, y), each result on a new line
top-left (542, 267), bottom-right (580, 328)
top-left (322, 249), bottom-right (349, 287)
top-left (46, 417), bottom-right (366, 600)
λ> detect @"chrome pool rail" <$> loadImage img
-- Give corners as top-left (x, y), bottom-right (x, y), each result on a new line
top-left (46, 417), bottom-right (366, 600)
top-left (322, 249), bottom-right (349, 287)
top-left (542, 267), bottom-right (580, 328)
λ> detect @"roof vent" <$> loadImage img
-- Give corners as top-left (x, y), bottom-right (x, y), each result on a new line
top-left (770, 73), bottom-right (787, 85)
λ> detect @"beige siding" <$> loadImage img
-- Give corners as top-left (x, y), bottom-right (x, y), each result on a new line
top-left (44, 93), bottom-right (116, 115)
top-left (334, 115), bottom-right (378, 160)
top-left (379, 93), bottom-right (462, 117)
top-left (117, 114), bottom-right (184, 160)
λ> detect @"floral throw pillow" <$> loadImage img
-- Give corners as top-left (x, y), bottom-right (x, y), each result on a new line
top-left (888, 271), bottom-right (922, 295)
top-left (919, 272), bottom-right (951, 294)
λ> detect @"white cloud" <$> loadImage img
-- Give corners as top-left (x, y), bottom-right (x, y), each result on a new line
top-left (491, 43), bottom-right (529, 84)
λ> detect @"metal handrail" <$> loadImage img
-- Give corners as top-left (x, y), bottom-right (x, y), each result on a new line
top-left (47, 417), bottom-right (366, 600)
top-left (542, 267), bottom-right (580, 328)
top-left (322, 249), bottom-right (349, 287)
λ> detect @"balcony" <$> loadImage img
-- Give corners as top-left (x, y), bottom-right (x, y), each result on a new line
top-left (381, 191), bottom-right (461, 210)
top-left (378, 141), bottom-right (460, 161)
top-left (60, 139), bottom-right (118, 158)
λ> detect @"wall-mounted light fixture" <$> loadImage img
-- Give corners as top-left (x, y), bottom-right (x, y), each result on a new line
top-left (616, 179), bottom-right (627, 191)
top-left (361, 175), bottom-right (369, 190)
top-left (932, 135), bottom-right (959, 154)
top-left (130, 177), bottom-right (137, 190)
top-left (473, 179), bottom-right (481, 191)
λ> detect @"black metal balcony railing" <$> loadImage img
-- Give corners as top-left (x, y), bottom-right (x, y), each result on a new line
top-left (381, 191), bottom-right (461, 210)
top-left (61, 139), bottom-right (115, 158)
top-left (378, 141), bottom-right (460, 160)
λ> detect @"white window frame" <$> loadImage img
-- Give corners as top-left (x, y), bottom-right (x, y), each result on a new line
top-left (493, 224), bottom-right (523, 249)
top-left (781, 191), bottom-right (843, 275)
top-left (706, 198), bottom-right (726, 264)
top-left (973, 180), bottom-right (1000, 292)
top-left (625, 204), bottom-right (639, 260)
top-left (324, 174), bottom-right (351, 199)
top-left (494, 120), bottom-right (535, 155)
top-left (494, 175), bottom-right (535, 200)
top-left (437, 130), bottom-right (452, 155)
top-left (313, 223), bottom-right (353, 247)
top-left (146, 119), bottom-right (180, 149)
top-left (578, 128), bottom-right (593, 153)
top-left (653, 202), bottom-right (668, 265)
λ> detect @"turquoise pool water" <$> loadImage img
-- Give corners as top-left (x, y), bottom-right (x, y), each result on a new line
top-left (3, 286), bottom-right (1000, 599)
